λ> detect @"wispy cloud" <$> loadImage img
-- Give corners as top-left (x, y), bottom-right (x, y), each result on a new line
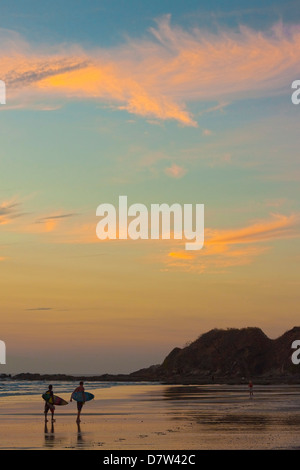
top-left (1, 18), bottom-right (300, 124)
top-left (1, 205), bottom-right (96, 245)
top-left (206, 213), bottom-right (297, 245)
top-left (0, 199), bottom-right (25, 225)
top-left (35, 212), bottom-right (78, 232)
top-left (7, 61), bottom-right (89, 88)
top-left (0, 197), bottom-right (81, 237)
top-left (25, 307), bottom-right (53, 311)
top-left (36, 213), bottom-right (78, 221)
top-left (164, 213), bottom-right (299, 273)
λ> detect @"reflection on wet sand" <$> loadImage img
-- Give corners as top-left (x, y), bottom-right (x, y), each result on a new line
top-left (162, 385), bottom-right (255, 401)
top-left (44, 421), bottom-right (55, 447)
top-left (191, 412), bottom-right (300, 430)
top-left (192, 413), bottom-right (270, 431)
top-left (76, 421), bottom-right (85, 447)
top-left (158, 385), bottom-right (300, 441)
top-left (43, 420), bottom-right (95, 449)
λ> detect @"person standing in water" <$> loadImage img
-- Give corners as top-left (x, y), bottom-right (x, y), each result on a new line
top-left (248, 380), bottom-right (254, 398)
top-left (44, 384), bottom-right (55, 422)
top-left (70, 381), bottom-right (86, 422)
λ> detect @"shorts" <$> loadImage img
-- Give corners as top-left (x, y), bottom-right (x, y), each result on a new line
top-left (77, 401), bottom-right (84, 412)
top-left (44, 402), bottom-right (55, 413)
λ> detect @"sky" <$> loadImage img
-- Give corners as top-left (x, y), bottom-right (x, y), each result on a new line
top-left (0, 0), bottom-right (300, 374)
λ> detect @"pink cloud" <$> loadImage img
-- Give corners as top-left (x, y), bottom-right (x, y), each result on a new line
top-left (164, 163), bottom-right (187, 178)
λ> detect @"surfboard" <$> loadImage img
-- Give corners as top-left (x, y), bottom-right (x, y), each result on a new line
top-left (72, 391), bottom-right (94, 402)
top-left (42, 393), bottom-right (68, 406)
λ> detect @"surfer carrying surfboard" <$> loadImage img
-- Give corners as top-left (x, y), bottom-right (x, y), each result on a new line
top-left (70, 381), bottom-right (85, 423)
top-left (44, 384), bottom-right (55, 422)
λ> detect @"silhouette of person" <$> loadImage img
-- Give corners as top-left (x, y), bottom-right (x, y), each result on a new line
top-left (44, 384), bottom-right (55, 422)
top-left (248, 380), bottom-right (254, 397)
top-left (70, 381), bottom-right (86, 422)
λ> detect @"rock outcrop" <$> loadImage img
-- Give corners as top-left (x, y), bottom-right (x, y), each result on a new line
top-left (130, 326), bottom-right (300, 382)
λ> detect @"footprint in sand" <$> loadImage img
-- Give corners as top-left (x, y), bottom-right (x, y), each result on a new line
top-left (138, 434), bottom-right (148, 438)
top-left (154, 431), bottom-right (166, 435)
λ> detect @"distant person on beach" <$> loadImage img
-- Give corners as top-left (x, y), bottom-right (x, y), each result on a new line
top-left (248, 380), bottom-right (254, 397)
top-left (70, 381), bottom-right (85, 422)
top-left (44, 384), bottom-right (55, 422)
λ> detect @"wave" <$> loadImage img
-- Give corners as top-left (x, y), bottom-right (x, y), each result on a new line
top-left (0, 380), bottom-right (141, 398)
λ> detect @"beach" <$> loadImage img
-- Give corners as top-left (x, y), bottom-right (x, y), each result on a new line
top-left (0, 383), bottom-right (300, 450)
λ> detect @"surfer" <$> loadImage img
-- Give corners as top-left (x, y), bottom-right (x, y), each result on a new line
top-left (70, 381), bottom-right (85, 422)
top-left (44, 384), bottom-right (55, 422)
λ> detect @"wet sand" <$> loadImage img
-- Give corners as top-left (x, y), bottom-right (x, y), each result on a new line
top-left (0, 383), bottom-right (300, 449)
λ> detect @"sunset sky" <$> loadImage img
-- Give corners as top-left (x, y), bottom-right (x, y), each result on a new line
top-left (1, 0), bottom-right (300, 374)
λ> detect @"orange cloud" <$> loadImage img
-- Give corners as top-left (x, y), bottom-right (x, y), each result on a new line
top-left (165, 213), bottom-right (299, 273)
top-left (2, 18), bottom-right (300, 124)
top-left (169, 251), bottom-right (194, 260)
top-left (44, 219), bottom-right (58, 232)
top-left (34, 213), bottom-right (78, 233)
top-left (206, 213), bottom-right (298, 246)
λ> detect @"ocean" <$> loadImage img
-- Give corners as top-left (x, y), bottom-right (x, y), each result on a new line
top-left (0, 379), bottom-right (142, 398)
